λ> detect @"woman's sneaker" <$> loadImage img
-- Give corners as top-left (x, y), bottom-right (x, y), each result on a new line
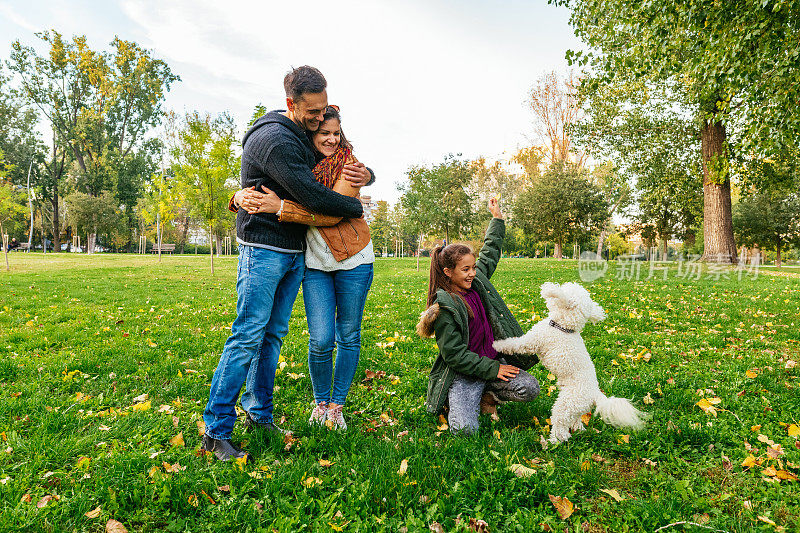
top-left (326, 405), bottom-right (347, 430)
top-left (308, 402), bottom-right (327, 426)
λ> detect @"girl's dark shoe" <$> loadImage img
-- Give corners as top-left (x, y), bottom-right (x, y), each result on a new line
top-left (201, 435), bottom-right (247, 462)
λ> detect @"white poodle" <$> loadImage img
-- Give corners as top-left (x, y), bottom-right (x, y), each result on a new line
top-left (493, 282), bottom-right (648, 443)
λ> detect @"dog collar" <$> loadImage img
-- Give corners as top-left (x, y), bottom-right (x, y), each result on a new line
top-left (549, 319), bottom-right (575, 334)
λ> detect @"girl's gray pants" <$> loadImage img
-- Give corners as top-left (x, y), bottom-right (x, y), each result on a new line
top-left (447, 365), bottom-right (540, 434)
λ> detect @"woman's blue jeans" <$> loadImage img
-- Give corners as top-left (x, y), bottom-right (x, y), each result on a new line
top-left (203, 245), bottom-right (305, 440)
top-left (303, 263), bottom-right (373, 406)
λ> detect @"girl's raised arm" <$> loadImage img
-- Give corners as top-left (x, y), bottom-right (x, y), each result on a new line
top-left (476, 198), bottom-right (505, 280)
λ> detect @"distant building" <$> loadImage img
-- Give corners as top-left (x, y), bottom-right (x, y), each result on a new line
top-left (360, 195), bottom-right (377, 223)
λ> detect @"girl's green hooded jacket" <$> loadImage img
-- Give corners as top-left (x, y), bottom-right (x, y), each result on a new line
top-left (416, 218), bottom-right (539, 415)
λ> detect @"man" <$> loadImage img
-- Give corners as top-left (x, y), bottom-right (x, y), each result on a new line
top-left (202, 66), bottom-right (373, 461)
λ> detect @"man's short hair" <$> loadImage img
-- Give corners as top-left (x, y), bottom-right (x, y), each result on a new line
top-left (284, 66), bottom-right (327, 101)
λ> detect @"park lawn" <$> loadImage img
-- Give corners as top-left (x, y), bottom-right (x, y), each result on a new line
top-left (0, 254), bottom-right (799, 533)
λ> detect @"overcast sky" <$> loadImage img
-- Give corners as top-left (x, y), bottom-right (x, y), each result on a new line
top-left (1, 0), bottom-right (583, 202)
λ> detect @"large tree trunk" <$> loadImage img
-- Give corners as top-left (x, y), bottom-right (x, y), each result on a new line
top-left (51, 193), bottom-right (60, 253)
top-left (596, 228), bottom-right (607, 257)
top-left (700, 119), bottom-right (737, 263)
top-left (776, 242), bottom-right (782, 269)
top-left (554, 241), bottom-right (563, 259)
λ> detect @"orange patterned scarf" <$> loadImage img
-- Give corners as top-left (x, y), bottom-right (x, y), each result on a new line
top-left (313, 146), bottom-right (351, 189)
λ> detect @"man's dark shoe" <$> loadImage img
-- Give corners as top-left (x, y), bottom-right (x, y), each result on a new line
top-left (243, 412), bottom-right (292, 435)
top-left (201, 435), bottom-right (248, 462)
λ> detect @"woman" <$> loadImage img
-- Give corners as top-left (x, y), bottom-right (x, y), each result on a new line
top-left (232, 106), bottom-right (374, 430)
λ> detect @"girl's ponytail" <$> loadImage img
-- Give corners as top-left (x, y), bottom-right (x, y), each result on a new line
top-left (427, 246), bottom-right (446, 307)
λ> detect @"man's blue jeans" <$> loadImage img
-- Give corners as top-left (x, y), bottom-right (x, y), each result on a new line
top-left (203, 245), bottom-right (304, 440)
top-left (303, 263), bottom-right (373, 406)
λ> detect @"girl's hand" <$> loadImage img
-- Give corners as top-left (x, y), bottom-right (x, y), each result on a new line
top-left (488, 197), bottom-right (504, 219)
top-left (496, 364), bottom-right (519, 381)
top-left (235, 186), bottom-right (281, 214)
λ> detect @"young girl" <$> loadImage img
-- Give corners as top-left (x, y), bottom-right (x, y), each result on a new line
top-left (232, 105), bottom-right (374, 430)
top-left (416, 199), bottom-right (540, 433)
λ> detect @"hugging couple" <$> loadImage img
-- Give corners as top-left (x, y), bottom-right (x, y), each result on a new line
top-left (201, 66), bottom-right (376, 461)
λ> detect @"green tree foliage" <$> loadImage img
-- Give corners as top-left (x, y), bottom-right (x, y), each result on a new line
top-left (250, 104), bottom-right (269, 127)
top-left (136, 171), bottom-right (183, 256)
top-left (513, 161), bottom-right (609, 258)
top-left (170, 112), bottom-right (239, 273)
top-left (0, 67), bottom-right (45, 188)
top-left (1, 153), bottom-right (32, 269)
top-left (605, 231), bottom-right (633, 258)
top-left (588, 162), bottom-right (633, 255)
top-left (734, 160), bottom-right (800, 268)
top-left (397, 155), bottom-right (474, 244)
top-left (576, 84), bottom-right (703, 255)
top-left (9, 30), bottom-right (179, 248)
top-left (64, 192), bottom-right (126, 251)
top-left (557, 0), bottom-right (800, 262)
top-left (369, 200), bottom-right (392, 256)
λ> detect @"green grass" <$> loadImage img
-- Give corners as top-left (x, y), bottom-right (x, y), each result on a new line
top-left (1, 253), bottom-right (799, 532)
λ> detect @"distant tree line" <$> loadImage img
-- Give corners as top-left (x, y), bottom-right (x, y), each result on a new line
top-left (0, 31), bottom-right (239, 266)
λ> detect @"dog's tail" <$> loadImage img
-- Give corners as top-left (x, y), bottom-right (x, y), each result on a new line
top-left (594, 394), bottom-right (649, 430)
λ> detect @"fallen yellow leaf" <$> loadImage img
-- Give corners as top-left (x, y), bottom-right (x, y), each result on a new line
top-left (196, 420), bottom-right (205, 436)
top-left (618, 434), bottom-right (630, 444)
top-left (509, 464), bottom-right (537, 477)
top-left (581, 413), bottom-right (591, 426)
top-left (437, 414), bottom-right (449, 431)
top-left (741, 455), bottom-right (759, 468)
top-left (187, 494), bottom-right (198, 507)
top-left (302, 476), bottom-right (322, 488)
top-left (318, 459), bottom-right (333, 467)
top-left (695, 398), bottom-right (718, 416)
top-left (788, 424), bottom-right (800, 437)
top-left (169, 432), bottom-right (184, 447)
top-left (131, 401), bottom-right (151, 412)
top-left (398, 459), bottom-right (409, 475)
top-left (600, 488), bottom-right (625, 502)
top-left (745, 369), bottom-right (758, 378)
top-left (776, 470), bottom-right (797, 481)
top-left (85, 506), bottom-right (101, 518)
top-left (548, 495), bottom-right (574, 519)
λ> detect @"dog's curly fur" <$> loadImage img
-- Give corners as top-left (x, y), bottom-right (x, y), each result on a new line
top-left (493, 282), bottom-right (648, 443)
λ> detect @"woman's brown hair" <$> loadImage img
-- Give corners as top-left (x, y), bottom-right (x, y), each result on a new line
top-left (427, 243), bottom-right (475, 315)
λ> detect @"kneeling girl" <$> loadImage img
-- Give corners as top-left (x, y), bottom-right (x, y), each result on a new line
top-left (417, 198), bottom-right (540, 433)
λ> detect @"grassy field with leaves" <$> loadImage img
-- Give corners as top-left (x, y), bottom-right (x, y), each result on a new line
top-left (1, 253), bottom-right (799, 532)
